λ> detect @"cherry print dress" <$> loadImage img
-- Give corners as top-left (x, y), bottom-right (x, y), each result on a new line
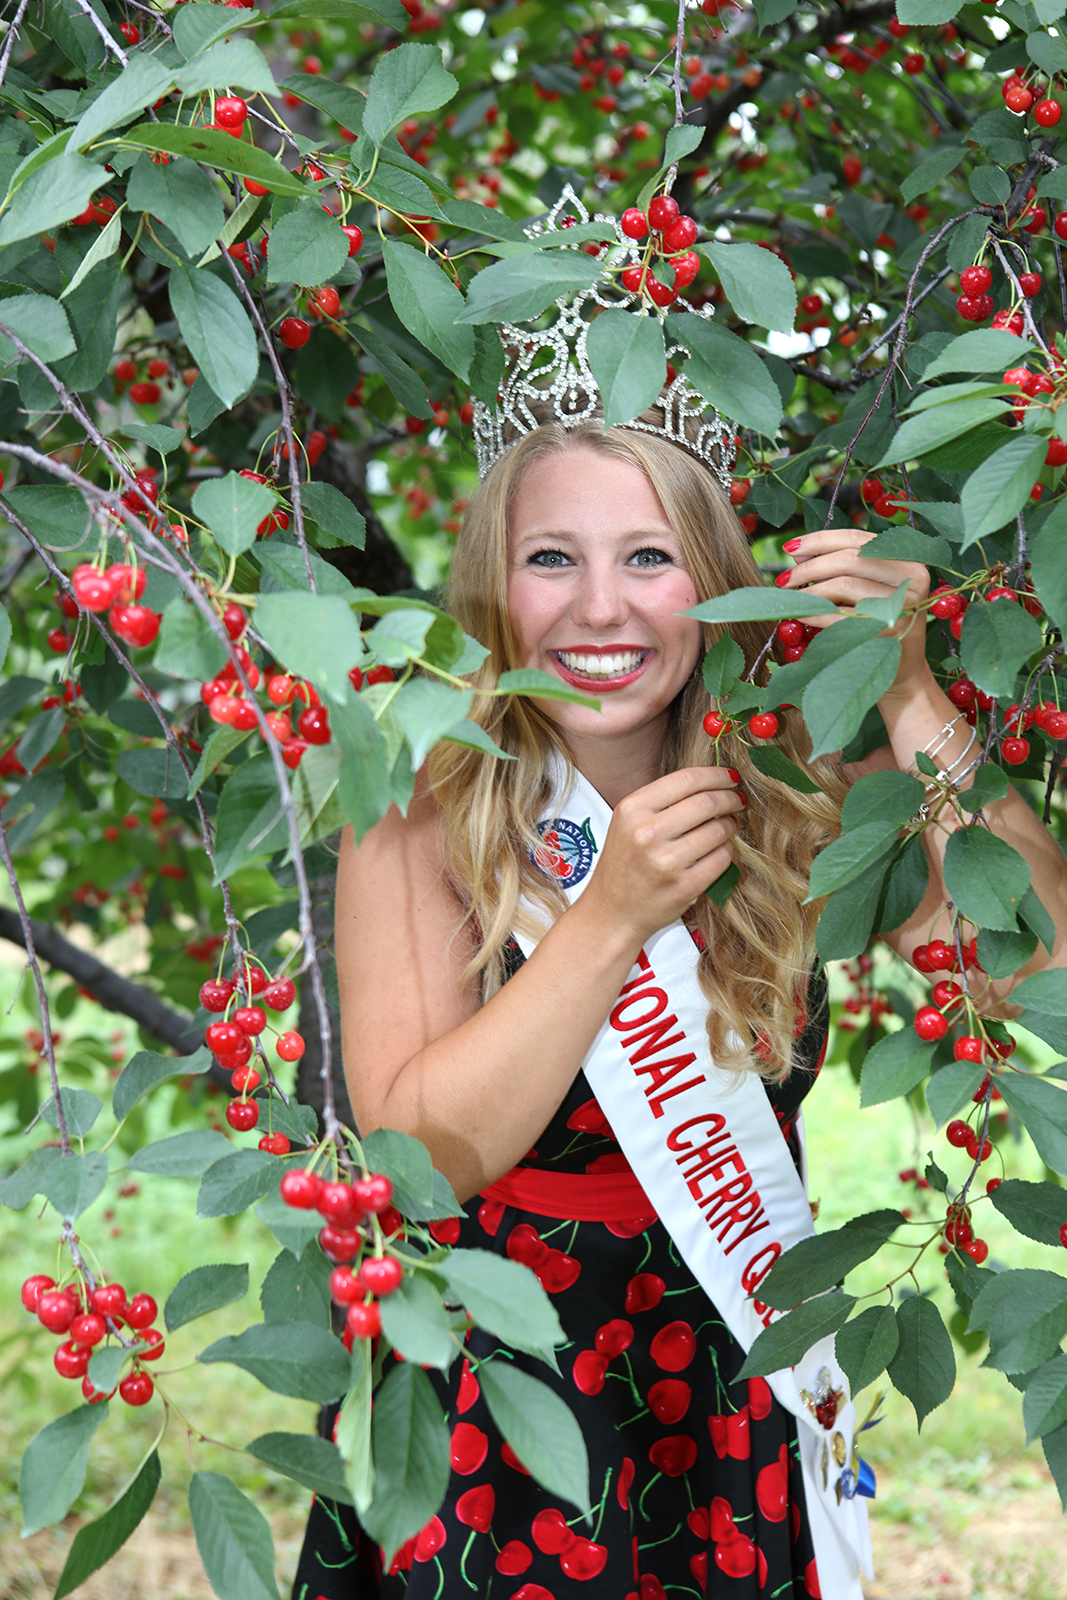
top-left (292, 950), bottom-right (829, 1600)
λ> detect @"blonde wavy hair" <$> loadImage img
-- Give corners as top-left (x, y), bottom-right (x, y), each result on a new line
top-left (427, 413), bottom-right (849, 1081)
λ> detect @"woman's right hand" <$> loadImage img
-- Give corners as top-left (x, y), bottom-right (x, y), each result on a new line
top-left (579, 766), bottom-right (745, 948)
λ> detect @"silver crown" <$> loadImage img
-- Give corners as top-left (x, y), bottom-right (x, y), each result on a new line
top-left (472, 185), bottom-right (737, 492)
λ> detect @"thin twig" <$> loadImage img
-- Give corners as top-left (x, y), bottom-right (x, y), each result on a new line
top-left (988, 235), bottom-right (1051, 359)
top-left (71, 0), bottom-right (129, 65)
top-left (858, 264), bottom-right (955, 365)
top-left (0, 815), bottom-right (70, 1153)
top-left (0, 0), bottom-right (31, 93)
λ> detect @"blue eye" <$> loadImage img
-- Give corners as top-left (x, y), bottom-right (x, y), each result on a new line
top-left (630, 547), bottom-right (672, 567)
top-left (529, 548), bottom-right (570, 568)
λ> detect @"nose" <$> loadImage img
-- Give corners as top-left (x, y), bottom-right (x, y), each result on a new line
top-left (569, 557), bottom-right (630, 631)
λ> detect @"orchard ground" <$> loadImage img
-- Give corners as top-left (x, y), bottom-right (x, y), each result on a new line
top-left (1, 936), bottom-right (1065, 1600)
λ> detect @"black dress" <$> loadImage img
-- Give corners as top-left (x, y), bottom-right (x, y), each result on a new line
top-left (292, 951), bottom-right (829, 1600)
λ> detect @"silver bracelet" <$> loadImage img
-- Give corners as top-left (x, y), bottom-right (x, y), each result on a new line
top-left (919, 714), bottom-right (967, 769)
top-left (911, 727), bottom-right (981, 823)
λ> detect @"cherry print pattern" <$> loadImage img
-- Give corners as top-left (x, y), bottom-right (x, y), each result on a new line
top-left (292, 949), bottom-right (828, 1598)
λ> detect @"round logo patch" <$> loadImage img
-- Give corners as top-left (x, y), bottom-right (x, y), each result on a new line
top-left (532, 816), bottom-right (597, 886)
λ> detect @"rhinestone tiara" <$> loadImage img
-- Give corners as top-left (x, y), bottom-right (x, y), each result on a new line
top-left (472, 185), bottom-right (737, 493)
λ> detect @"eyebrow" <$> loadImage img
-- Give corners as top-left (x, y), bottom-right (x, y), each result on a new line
top-left (511, 525), bottom-right (677, 543)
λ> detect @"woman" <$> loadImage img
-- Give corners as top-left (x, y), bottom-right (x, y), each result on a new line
top-left (293, 408), bottom-right (1066, 1600)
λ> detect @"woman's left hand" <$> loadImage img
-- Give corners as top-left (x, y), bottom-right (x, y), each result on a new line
top-left (775, 526), bottom-right (932, 707)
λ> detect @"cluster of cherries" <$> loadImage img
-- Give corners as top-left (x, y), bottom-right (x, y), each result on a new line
top-left (62, 559), bottom-right (161, 650)
top-left (836, 951), bottom-right (894, 1033)
top-left (277, 1166), bottom-right (400, 1341)
top-left (616, 194), bottom-right (702, 306)
top-left (1000, 71), bottom-right (1063, 125)
top-left (21, 1273), bottom-right (161, 1405)
top-left (200, 964), bottom-right (302, 1132)
top-left (703, 707), bottom-right (779, 742)
top-left (113, 354), bottom-right (192, 407)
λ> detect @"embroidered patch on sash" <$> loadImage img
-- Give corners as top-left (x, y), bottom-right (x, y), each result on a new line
top-left (532, 816), bottom-right (597, 885)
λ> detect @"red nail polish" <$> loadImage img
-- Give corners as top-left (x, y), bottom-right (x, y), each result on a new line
top-left (782, 539), bottom-right (801, 553)
top-left (738, 791), bottom-right (747, 806)
top-left (727, 768), bottom-right (741, 783)
top-left (774, 571), bottom-right (791, 587)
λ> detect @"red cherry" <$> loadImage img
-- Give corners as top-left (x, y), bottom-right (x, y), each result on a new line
top-left (215, 95), bottom-right (248, 128)
top-left (90, 1282), bottom-right (127, 1318)
top-left (109, 604), bottom-right (160, 648)
top-left (352, 1173), bottom-right (393, 1214)
top-left (136, 1327), bottom-right (166, 1361)
top-left (359, 1256), bottom-right (404, 1296)
top-left (234, 1005), bottom-right (267, 1036)
top-left (199, 978), bottom-right (235, 1012)
top-left (119, 20), bottom-right (140, 42)
top-left (572, 1350), bottom-right (609, 1394)
top-left (531, 1507), bottom-right (574, 1554)
top-left (455, 1483), bottom-right (495, 1533)
top-left (1059, 1222), bottom-right (1067, 1248)
top-left (119, 1370), bottom-right (154, 1406)
top-left (55, 1340), bottom-right (90, 1379)
top-left (71, 565), bottom-right (116, 611)
top-left (756, 1443), bottom-right (790, 1522)
top-left (748, 712), bottom-right (779, 739)
top-left (535, 1248), bottom-right (581, 1293)
top-left (1035, 98), bottom-right (1062, 126)
top-left (902, 50), bottom-right (925, 73)
top-left (262, 977), bottom-right (297, 1012)
top-left (748, 1374), bottom-right (773, 1419)
top-left (128, 381), bottom-right (161, 406)
top-left (279, 317), bottom-right (311, 349)
top-left (946, 1119), bottom-right (971, 1147)
top-left (716, 1530), bottom-right (757, 1579)
top-left (648, 194), bottom-right (680, 230)
top-left (710, 1495), bottom-right (735, 1542)
top-left (319, 1224), bottom-right (361, 1262)
top-left (1002, 736), bottom-right (1030, 764)
top-left (560, 1538), bottom-right (609, 1580)
top-left (298, 705), bottom-right (331, 744)
top-left (495, 1540), bottom-right (532, 1575)
top-left (280, 1168), bottom-right (322, 1208)
top-left (259, 1132), bottom-right (291, 1154)
top-left (594, 1318), bottom-right (634, 1357)
top-left (842, 154), bottom-right (862, 185)
top-left (649, 1320), bottom-right (696, 1372)
top-left (345, 1299), bottom-right (380, 1340)
top-left (317, 1180), bottom-right (362, 1228)
top-left (646, 277), bottom-right (677, 307)
top-left (671, 250), bottom-right (701, 289)
top-left (413, 1515), bottom-right (447, 1562)
top-left (506, 1222), bottom-right (549, 1268)
top-left (1006, 85), bottom-right (1034, 113)
top-left (662, 215), bottom-right (698, 252)
top-left (648, 1377), bottom-right (691, 1423)
top-left (309, 285), bottom-right (341, 319)
top-left (366, 664), bottom-right (394, 685)
top-left (649, 1432), bottom-right (697, 1476)
top-left (342, 224), bottom-right (363, 256)
top-left (125, 1294), bottom-right (157, 1330)
top-left (914, 1006), bottom-right (948, 1041)
top-left (226, 1099), bottom-right (259, 1131)
top-left (82, 1374), bottom-right (116, 1403)
top-left (70, 1312), bottom-right (107, 1348)
top-left (960, 264), bottom-right (992, 295)
top-left (21, 1274), bottom-right (55, 1313)
top-left (621, 207), bottom-right (648, 238)
top-left (1020, 272), bottom-right (1043, 296)
top-left (276, 1030), bottom-right (305, 1061)
top-left (966, 1237), bottom-right (990, 1262)
top-left (206, 1020), bottom-right (242, 1054)
top-left (624, 1272), bottom-right (665, 1313)
top-left (954, 1035), bottom-right (986, 1063)
top-left (450, 1421), bottom-right (489, 1475)
top-left (38, 1289), bottom-right (79, 1333)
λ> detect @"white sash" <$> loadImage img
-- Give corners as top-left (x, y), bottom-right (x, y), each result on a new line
top-left (517, 760), bottom-right (872, 1594)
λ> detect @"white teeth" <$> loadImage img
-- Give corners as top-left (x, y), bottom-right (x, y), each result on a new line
top-left (557, 650), bottom-right (644, 678)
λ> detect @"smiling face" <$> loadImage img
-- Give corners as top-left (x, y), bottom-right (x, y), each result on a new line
top-left (506, 444), bottom-right (702, 764)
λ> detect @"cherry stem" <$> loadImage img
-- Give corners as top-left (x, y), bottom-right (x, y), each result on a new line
top-left (0, 813), bottom-right (69, 1153)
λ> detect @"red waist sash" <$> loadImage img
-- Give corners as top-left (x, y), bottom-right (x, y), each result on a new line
top-left (481, 1162), bottom-right (656, 1223)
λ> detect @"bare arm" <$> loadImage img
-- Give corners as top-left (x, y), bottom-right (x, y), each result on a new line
top-left (336, 765), bottom-right (743, 1203)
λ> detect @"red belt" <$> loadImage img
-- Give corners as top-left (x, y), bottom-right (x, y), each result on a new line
top-left (481, 1163), bottom-right (657, 1223)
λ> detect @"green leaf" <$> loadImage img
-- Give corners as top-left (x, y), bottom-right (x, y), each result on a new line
top-left (496, 667), bottom-right (601, 708)
top-left (169, 265), bottom-right (259, 411)
top-left (970, 164), bottom-right (1011, 206)
top-left (265, 204), bottom-right (349, 287)
top-left (336, 1336), bottom-right (375, 1514)
top-left (380, 1271), bottom-right (455, 1368)
top-left (705, 859), bottom-right (741, 908)
top-left (210, 753), bottom-right (286, 880)
top-left (443, 1248), bottom-right (565, 1368)
top-left (816, 854), bottom-right (890, 960)
top-left (20, 1404), bottom-right (109, 1537)
top-left (841, 768), bottom-right (925, 833)
top-left (155, 597), bottom-right (229, 682)
top-left (997, 1073), bottom-right (1067, 1175)
top-left (197, 1149), bottom-right (282, 1218)
top-left (457, 250), bottom-right (602, 325)
top-left (388, 678), bottom-right (470, 770)
top-left (301, 480), bottom-right (365, 548)
top-left (584, 307), bottom-right (666, 429)
top-left (976, 924), bottom-right (1038, 977)
top-left (958, 763), bottom-right (1011, 813)
top-left (120, 122), bottom-right (307, 196)
top-left (0, 151), bottom-right (106, 247)
top-left (442, 718), bottom-right (515, 761)
top-left (333, 694), bottom-right (393, 843)
top-left (877, 399), bottom-right (1008, 467)
top-left (54, 1449), bottom-right (160, 1600)
top-left (1023, 1352), bottom-right (1067, 1445)
top-left (193, 472), bottom-right (275, 558)
top-left (114, 1046), bottom-right (210, 1122)
top-left (382, 238), bottom-right (474, 381)
top-left (43, 1152), bottom-right (108, 1222)
top-left (114, 749), bottom-right (189, 801)
top-left (922, 330), bottom-right (1034, 381)
top-left (747, 744), bottom-right (822, 794)
top-left (260, 1239), bottom-right (331, 1327)
top-left (901, 146), bottom-right (967, 203)
top-left (0, 292), bottom-right (75, 363)
top-left (943, 826), bottom-right (1031, 933)
top-left (701, 242), bottom-right (796, 333)
top-left (835, 1304), bottom-right (899, 1394)
top-left (277, 70), bottom-right (367, 134)
top-left (272, 0), bottom-right (407, 20)
top-left (859, 1029), bottom-right (935, 1108)
top-left (3, 768), bottom-right (66, 852)
top-left (173, 2), bottom-right (260, 55)
top-left (1008, 969), bottom-right (1067, 1014)
top-left (256, 1187), bottom-right (324, 1257)
top-left (363, 42), bottom-right (458, 146)
top-left (121, 421), bottom-right (186, 455)
top-left (175, 37), bottom-right (276, 97)
top-left (246, 1432), bottom-right (353, 1505)
top-left (668, 312), bottom-right (784, 438)
top-left (2, 483), bottom-right (92, 549)
top-left (40, 1086), bottom-right (101, 1138)
top-left (737, 1292), bottom-right (856, 1380)
top-left (960, 436), bottom-right (1048, 549)
top-left (1020, 885), bottom-right (1057, 956)
top-left (124, 1128), bottom-right (233, 1177)
top-left (361, 1127), bottom-right (434, 1211)
top-left (0, 1145), bottom-right (62, 1210)
top-left (802, 638), bottom-right (902, 762)
top-left (198, 1320), bottom-right (351, 1402)
top-left (165, 1263), bottom-right (250, 1333)
top-left (17, 707), bottom-right (63, 773)
top-left (926, 1060), bottom-right (985, 1127)
top-left (969, 1268), bottom-right (1067, 1373)
top-left (350, 319), bottom-right (433, 417)
top-left (808, 820), bottom-right (898, 900)
top-left (1031, 499), bottom-right (1067, 635)
top-left (361, 1362), bottom-right (451, 1562)
top-left (990, 1178), bottom-right (1067, 1249)
top-left (702, 633), bottom-right (745, 698)
top-left (126, 154), bottom-right (224, 259)
top-left (71, 54), bottom-right (173, 149)
top-left (1028, 27), bottom-right (1067, 75)
top-left (759, 1210), bottom-right (902, 1309)
top-left (255, 591), bottom-right (362, 702)
top-left (257, 541), bottom-right (356, 600)
top-left (189, 1471), bottom-right (280, 1600)
top-left (685, 588), bottom-right (835, 624)
top-left (887, 1295), bottom-right (956, 1428)
top-left (479, 1360), bottom-right (591, 1514)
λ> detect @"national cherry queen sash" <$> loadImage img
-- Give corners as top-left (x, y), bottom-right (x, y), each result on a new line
top-left (513, 759), bottom-right (873, 1595)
